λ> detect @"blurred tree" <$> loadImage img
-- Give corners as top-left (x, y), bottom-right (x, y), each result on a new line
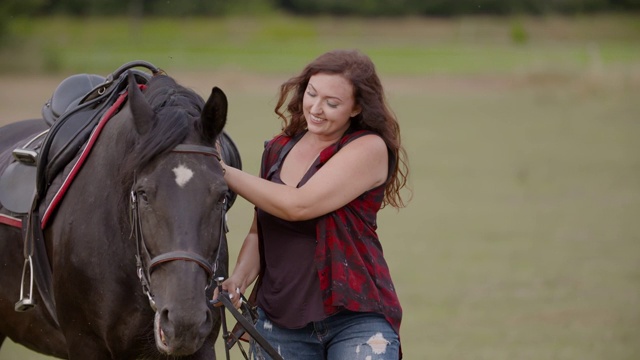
top-left (276, 0), bottom-right (636, 15)
top-left (0, 0), bottom-right (46, 45)
top-left (607, 0), bottom-right (640, 8)
top-left (0, 0), bottom-right (637, 18)
top-left (144, 0), bottom-right (276, 16)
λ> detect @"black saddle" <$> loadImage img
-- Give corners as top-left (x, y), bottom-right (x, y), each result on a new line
top-left (41, 73), bottom-right (107, 127)
top-left (0, 61), bottom-right (160, 216)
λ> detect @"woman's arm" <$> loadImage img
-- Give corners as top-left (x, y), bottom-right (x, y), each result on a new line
top-left (223, 134), bottom-right (388, 221)
top-left (219, 212), bottom-right (261, 308)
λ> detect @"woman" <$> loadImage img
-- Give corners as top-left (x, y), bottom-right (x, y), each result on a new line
top-left (218, 49), bottom-right (410, 359)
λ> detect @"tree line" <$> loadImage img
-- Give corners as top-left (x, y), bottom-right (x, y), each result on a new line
top-left (3, 0), bottom-right (640, 17)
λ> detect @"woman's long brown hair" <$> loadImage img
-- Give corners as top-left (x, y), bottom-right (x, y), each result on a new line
top-left (274, 49), bottom-right (411, 208)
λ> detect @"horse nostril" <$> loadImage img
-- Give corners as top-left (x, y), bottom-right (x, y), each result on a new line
top-left (201, 309), bottom-right (213, 331)
top-left (160, 308), bottom-right (170, 323)
top-left (159, 308), bottom-right (173, 339)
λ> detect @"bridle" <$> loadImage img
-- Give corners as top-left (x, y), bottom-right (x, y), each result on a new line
top-left (129, 143), bottom-right (283, 360)
top-left (129, 143), bottom-right (227, 311)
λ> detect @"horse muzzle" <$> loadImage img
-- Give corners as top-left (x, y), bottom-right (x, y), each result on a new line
top-left (154, 303), bottom-right (213, 356)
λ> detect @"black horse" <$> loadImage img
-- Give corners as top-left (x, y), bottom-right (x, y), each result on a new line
top-left (0, 68), bottom-right (236, 359)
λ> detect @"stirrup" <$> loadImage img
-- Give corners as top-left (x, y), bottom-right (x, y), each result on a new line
top-left (15, 255), bottom-right (36, 312)
top-left (12, 129), bottom-right (48, 165)
top-left (12, 149), bottom-right (38, 165)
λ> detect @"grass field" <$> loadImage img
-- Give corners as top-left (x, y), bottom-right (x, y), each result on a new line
top-left (1, 14), bottom-right (640, 76)
top-left (1, 14), bottom-right (639, 360)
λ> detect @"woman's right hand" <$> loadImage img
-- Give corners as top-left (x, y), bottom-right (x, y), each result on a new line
top-left (213, 275), bottom-right (245, 309)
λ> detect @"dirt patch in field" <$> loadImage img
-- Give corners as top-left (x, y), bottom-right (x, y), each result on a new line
top-left (2, 69), bottom-right (638, 127)
top-left (0, 71), bottom-right (447, 126)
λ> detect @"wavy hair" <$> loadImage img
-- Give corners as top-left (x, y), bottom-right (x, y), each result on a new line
top-left (274, 49), bottom-right (411, 208)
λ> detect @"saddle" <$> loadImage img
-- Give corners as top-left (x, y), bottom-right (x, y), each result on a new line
top-left (0, 62), bottom-right (157, 216)
top-left (42, 73), bottom-right (107, 127)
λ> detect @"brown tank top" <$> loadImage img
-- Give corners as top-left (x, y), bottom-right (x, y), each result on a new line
top-left (255, 164), bottom-right (325, 329)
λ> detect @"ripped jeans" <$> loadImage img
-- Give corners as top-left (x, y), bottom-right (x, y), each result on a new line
top-left (250, 307), bottom-right (400, 360)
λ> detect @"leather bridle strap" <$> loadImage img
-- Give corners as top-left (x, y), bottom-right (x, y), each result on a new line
top-left (172, 144), bottom-right (221, 161)
top-left (149, 251), bottom-right (214, 278)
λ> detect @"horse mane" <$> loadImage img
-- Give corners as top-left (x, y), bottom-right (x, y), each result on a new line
top-left (119, 75), bottom-right (206, 182)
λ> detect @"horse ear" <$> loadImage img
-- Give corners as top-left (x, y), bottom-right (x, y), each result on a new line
top-left (201, 87), bottom-right (227, 144)
top-left (128, 71), bottom-right (154, 135)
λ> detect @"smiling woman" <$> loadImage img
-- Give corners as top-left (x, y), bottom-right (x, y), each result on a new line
top-left (215, 49), bottom-right (411, 360)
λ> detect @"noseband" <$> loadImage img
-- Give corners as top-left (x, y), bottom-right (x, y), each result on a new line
top-left (129, 144), bottom-right (226, 311)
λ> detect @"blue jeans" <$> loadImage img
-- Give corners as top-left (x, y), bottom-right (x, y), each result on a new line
top-left (250, 307), bottom-right (400, 360)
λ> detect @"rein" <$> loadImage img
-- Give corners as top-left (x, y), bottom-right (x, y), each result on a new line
top-left (129, 143), bottom-right (225, 311)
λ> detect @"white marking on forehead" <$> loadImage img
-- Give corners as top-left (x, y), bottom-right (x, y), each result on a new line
top-left (366, 332), bottom-right (389, 354)
top-left (172, 164), bottom-right (194, 188)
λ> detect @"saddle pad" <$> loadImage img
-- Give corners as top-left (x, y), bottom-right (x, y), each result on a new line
top-left (0, 90), bottom-right (130, 228)
top-left (39, 90), bottom-right (130, 228)
top-left (0, 161), bottom-right (36, 213)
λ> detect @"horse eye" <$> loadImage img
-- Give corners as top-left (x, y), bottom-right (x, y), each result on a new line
top-left (138, 191), bottom-right (149, 203)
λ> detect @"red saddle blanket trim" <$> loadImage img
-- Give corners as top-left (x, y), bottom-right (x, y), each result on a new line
top-left (0, 213), bottom-right (21, 228)
top-left (40, 89), bottom-right (132, 228)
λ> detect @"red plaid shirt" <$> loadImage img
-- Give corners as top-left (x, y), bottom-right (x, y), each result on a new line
top-left (259, 129), bottom-right (402, 337)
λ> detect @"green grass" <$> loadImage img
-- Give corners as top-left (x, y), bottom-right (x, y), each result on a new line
top-left (1, 14), bottom-right (640, 360)
top-left (383, 85), bottom-right (640, 359)
top-left (1, 14), bottom-right (639, 75)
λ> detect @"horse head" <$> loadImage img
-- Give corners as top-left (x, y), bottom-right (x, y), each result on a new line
top-left (124, 71), bottom-right (228, 356)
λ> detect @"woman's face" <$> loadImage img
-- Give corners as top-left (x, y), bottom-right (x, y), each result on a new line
top-left (303, 73), bottom-right (361, 140)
